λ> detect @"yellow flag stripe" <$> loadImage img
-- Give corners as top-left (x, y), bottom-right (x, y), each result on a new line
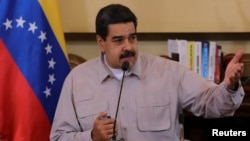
top-left (38, 0), bottom-right (68, 60)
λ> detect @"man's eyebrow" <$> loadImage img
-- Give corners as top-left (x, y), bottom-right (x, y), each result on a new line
top-left (112, 35), bottom-right (123, 40)
top-left (111, 32), bottom-right (137, 40)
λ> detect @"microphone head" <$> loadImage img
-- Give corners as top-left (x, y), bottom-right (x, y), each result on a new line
top-left (121, 61), bottom-right (129, 71)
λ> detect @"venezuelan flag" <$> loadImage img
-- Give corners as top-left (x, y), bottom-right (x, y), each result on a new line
top-left (0, 0), bottom-right (70, 140)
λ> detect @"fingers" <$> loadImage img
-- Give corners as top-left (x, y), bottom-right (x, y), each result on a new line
top-left (230, 62), bottom-right (244, 78)
top-left (224, 60), bottom-right (244, 90)
top-left (92, 112), bottom-right (116, 141)
top-left (236, 62), bottom-right (244, 76)
top-left (230, 49), bottom-right (244, 64)
top-left (224, 50), bottom-right (245, 90)
top-left (229, 71), bottom-right (241, 83)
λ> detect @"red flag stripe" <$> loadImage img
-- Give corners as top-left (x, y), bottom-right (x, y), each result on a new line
top-left (0, 39), bottom-right (51, 141)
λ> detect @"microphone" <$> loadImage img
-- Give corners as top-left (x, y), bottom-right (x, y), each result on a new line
top-left (121, 61), bottom-right (129, 71)
top-left (111, 61), bottom-right (129, 141)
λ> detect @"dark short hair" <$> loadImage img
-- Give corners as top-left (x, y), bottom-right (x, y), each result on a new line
top-left (95, 4), bottom-right (137, 40)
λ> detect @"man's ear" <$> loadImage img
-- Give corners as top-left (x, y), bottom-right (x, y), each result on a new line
top-left (96, 35), bottom-right (105, 52)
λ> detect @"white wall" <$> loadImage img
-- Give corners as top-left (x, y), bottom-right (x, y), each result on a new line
top-left (59, 0), bottom-right (250, 32)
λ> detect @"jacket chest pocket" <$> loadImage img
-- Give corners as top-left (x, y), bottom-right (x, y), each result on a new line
top-left (75, 98), bottom-right (108, 131)
top-left (136, 93), bottom-right (171, 131)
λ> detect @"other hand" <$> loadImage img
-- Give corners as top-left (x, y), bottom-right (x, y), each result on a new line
top-left (91, 112), bottom-right (116, 141)
top-left (224, 50), bottom-right (244, 90)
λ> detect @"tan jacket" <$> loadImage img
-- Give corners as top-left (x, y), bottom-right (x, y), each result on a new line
top-left (50, 53), bottom-right (245, 141)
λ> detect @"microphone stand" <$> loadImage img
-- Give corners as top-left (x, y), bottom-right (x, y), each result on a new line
top-left (110, 62), bottom-right (129, 141)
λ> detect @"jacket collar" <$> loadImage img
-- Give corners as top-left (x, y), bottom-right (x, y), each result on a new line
top-left (98, 53), bottom-right (142, 83)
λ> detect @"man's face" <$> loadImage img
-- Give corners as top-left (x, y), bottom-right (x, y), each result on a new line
top-left (97, 22), bottom-right (138, 69)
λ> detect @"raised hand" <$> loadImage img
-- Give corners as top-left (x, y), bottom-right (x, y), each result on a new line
top-left (224, 50), bottom-right (244, 91)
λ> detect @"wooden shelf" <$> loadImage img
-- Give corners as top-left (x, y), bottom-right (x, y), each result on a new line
top-left (64, 32), bottom-right (250, 41)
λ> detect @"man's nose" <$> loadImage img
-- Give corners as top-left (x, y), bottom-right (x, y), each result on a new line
top-left (123, 39), bottom-right (132, 50)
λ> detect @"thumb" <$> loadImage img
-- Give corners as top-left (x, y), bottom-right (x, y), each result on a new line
top-left (96, 112), bottom-right (108, 120)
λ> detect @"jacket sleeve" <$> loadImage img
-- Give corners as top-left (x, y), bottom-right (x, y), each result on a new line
top-left (179, 68), bottom-right (245, 118)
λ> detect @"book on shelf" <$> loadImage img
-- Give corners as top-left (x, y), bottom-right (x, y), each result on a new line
top-left (178, 40), bottom-right (188, 67)
top-left (167, 39), bottom-right (179, 62)
top-left (214, 45), bottom-right (222, 84)
top-left (207, 41), bottom-right (217, 82)
top-left (201, 41), bottom-right (209, 80)
top-left (167, 39), bottom-right (188, 67)
top-left (187, 41), bottom-right (195, 71)
top-left (167, 39), bottom-right (223, 84)
top-left (194, 41), bottom-right (202, 76)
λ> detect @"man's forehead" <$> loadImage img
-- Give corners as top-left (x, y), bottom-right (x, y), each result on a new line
top-left (108, 22), bottom-right (135, 34)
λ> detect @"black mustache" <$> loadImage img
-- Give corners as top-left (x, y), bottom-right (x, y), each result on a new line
top-left (120, 51), bottom-right (135, 59)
